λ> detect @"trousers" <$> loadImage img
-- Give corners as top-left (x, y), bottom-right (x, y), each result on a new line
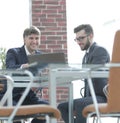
top-left (58, 96), bottom-right (106, 123)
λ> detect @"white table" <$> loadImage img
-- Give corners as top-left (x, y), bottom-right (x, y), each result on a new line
top-left (48, 64), bottom-right (109, 123)
top-left (0, 64), bottom-right (110, 123)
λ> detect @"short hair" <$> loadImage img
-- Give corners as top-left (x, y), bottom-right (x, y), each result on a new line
top-left (23, 26), bottom-right (41, 38)
top-left (74, 24), bottom-right (94, 35)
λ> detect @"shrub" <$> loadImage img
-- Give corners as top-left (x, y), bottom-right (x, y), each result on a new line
top-left (0, 47), bottom-right (6, 69)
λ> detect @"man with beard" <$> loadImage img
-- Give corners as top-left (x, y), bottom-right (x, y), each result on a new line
top-left (57, 24), bottom-right (110, 123)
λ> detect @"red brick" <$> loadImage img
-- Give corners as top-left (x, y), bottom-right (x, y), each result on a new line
top-left (32, 1), bottom-right (68, 122)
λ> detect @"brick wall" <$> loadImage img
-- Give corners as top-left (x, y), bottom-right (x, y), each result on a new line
top-left (32, 0), bottom-right (67, 54)
top-left (32, 0), bottom-right (68, 122)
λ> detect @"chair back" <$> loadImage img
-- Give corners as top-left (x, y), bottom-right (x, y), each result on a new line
top-left (107, 30), bottom-right (120, 112)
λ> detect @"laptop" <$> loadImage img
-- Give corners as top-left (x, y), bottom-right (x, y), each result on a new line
top-left (27, 52), bottom-right (66, 68)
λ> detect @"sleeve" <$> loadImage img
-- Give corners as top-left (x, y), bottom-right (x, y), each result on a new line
top-left (91, 46), bottom-right (110, 96)
top-left (90, 47), bottom-right (110, 64)
top-left (6, 48), bottom-right (21, 69)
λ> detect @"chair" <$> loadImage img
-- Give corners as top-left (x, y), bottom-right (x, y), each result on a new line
top-left (82, 30), bottom-right (120, 123)
top-left (0, 70), bottom-right (61, 123)
top-left (0, 104), bottom-right (61, 123)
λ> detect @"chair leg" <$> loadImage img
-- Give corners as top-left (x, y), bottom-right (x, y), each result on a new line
top-left (1, 121), bottom-right (7, 123)
top-left (93, 117), bottom-right (96, 123)
top-left (117, 117), bottom-right (120, 123)
top-left (21, 120), bottom-right (25, 123)
top-left (86, 113), bottom-right (91, 123)
top-left (45, 115), bottom-right (50, 123)
top-left (87, 113), bottom-right (98, 123)
top-left (88, 116), bottom-right (97, 123)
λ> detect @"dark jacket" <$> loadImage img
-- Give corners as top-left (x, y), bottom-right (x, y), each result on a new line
top-left (82, 42), bottom-right (110, 97)
top-left (6, 45), bottom-right (42, 68)
top-left (5, 45), bottom-right (42, 98)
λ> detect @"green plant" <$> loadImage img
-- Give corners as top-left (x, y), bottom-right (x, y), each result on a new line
top-left (0, 47), bottom-right (6, 69)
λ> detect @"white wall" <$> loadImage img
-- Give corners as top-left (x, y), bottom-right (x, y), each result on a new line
top-left (0, 0), bottom-right (29, 50)
top-left (66, 0), bottom-right (120, 64)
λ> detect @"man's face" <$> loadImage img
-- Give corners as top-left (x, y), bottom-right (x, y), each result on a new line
top-left (75, 30), bottom-right (93, 51)
top-left (24, 34), bottom-right (40, 53)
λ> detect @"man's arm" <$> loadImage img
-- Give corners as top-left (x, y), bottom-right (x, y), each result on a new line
top-left (6, 47), bottom-right (28, 69)
top-left (91, 46), bottom-right (110, 96)
top-left (6, 49), bottom-right (21, 69)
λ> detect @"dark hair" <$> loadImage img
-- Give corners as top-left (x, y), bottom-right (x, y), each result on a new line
top-left (23, 26), bottom-right (41, 38)
top-left (74, 24), bottom-right (94, 35)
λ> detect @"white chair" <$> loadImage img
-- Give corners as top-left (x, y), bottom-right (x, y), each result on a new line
top-left (0, 70), bottom-right (61, 123)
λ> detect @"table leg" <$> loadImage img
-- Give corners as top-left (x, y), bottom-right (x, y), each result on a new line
top-left (87, 73), bottom-right (102, 123)
top-left (69, 82), bottom-right (74, 123)
top-left (49, 69), bottom-right (57, 123)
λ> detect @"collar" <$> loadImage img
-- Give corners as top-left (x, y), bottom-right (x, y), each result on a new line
top-left (86, 42), bottom-right (94, 53)
top-left (24, 45), bottom-right (31, 55)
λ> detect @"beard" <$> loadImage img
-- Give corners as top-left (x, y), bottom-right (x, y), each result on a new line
top-left (83, 38), bottom-right (90, 51)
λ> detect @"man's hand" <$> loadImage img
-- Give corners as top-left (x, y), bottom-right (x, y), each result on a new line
top-left (21, 63), bottom-right (29, 69)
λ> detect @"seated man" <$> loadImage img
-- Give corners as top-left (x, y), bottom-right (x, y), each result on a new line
top-left (58, 24), bottom-right (110, 123)
top-left (5, 26), bottom-right (49, 123)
